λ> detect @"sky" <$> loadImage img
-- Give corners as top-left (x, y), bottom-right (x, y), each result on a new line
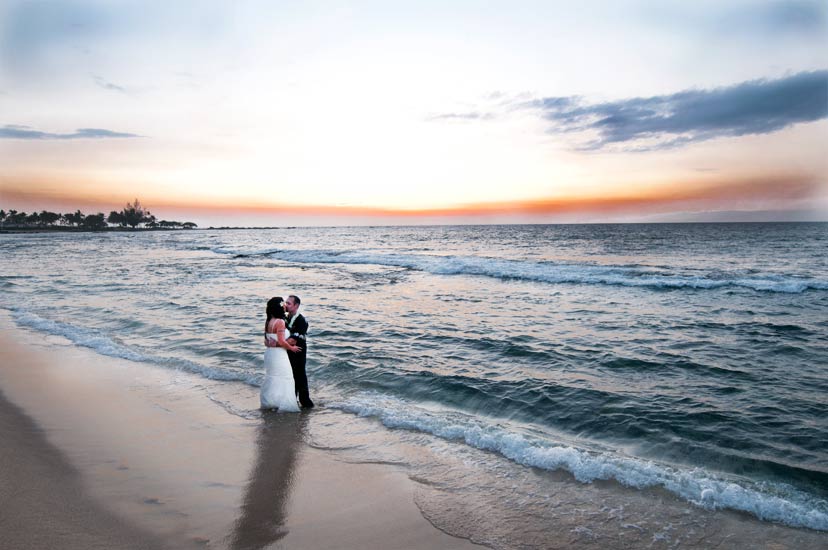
top-left (1, 0), bottom-right (826, 226)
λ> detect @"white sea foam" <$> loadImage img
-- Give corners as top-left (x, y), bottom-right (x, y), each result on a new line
top-left (10, 306), bottom-right (828, 530)
top-left (213, 247), bottom-right (827, 294)
top-left (331, 392), bottom-right (828, 532)
top-left (13, 309), bottom-right (149, 363)
top-left (10, 309), bottom-right (261, 386)
top-left (206, 394), bottom-right (261, 420)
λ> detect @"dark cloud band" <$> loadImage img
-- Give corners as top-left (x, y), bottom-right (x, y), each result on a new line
top-left (0, 125), bottom-right (141, 139)
top-left (528, 71), bottom-right (828, 151)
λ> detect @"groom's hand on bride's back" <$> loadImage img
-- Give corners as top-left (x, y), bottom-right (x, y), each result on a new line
top-left (287, 338), bottom-right (303, 353)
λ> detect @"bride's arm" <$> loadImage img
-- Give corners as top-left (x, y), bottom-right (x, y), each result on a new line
top-left (273, 319), bottom-right (301, 353)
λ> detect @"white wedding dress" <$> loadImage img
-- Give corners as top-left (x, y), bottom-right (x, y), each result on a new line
top-left (261, 329), bottom-right (300, 412)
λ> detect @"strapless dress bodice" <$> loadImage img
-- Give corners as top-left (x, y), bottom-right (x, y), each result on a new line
top-left (265, 329), bottom-right (289, 341)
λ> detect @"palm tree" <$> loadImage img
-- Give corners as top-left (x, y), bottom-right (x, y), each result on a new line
top-left (40, 210), bottom-right (61, 226)
top-left (8, 210), bottom-right (26, 226)
top-left (82, 213), bottom-right (107, 230)
top-left (62, 210), bottom-right (85, 227)
top-left (122, 199), bottom-right (148, 228)
top-left (107, 211), bottom-right (125, 227)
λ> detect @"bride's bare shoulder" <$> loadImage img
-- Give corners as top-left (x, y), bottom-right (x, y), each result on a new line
top-left (267, 318), bottom-right (286, 332)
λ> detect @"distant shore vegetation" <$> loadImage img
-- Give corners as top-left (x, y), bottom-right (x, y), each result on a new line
top-left (0, 199), bottom-right (197, 231)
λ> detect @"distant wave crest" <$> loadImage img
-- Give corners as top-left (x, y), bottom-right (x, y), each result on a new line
top-left (213, 247), bottom-right (828, 294)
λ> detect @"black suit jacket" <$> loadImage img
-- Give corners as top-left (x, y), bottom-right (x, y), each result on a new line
top-left (286, 313), bottom-right (308, 357)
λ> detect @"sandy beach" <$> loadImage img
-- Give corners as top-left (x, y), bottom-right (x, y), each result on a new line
top-left (0, 320), bottom-right (482, 549)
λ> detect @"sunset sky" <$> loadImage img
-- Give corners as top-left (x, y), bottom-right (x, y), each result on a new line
top-left (1, 0), bottom-right (827, 226)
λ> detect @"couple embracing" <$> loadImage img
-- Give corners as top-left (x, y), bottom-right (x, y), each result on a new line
top-left (261, 295), bottom-right (314, 412)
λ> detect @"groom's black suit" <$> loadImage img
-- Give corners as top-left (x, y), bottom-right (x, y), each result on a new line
top-left (286, 312), bottom-right (313, 408)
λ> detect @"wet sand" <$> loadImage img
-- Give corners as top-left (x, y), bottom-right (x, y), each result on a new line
top-left (0, 389), bottom-right (173, 550)
top-left (0, 321), bottom-right (482, 549)
top-left (3, 314), bottom-right (826, 549)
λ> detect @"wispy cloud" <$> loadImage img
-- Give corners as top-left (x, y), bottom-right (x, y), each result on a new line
top-left (426, 112), bottom-right (495, 122)
top-left (0, 125), bottom-right (142, 139)
top-left (92, 74), bottom-right (126, 93)
top-left (522, 71), bottom-right (828, 151)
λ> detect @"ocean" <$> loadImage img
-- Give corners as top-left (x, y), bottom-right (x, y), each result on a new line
top-left (2, 223), bottom-right (827, 545)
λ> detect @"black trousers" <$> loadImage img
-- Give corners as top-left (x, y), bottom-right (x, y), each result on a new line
top-left (287, 351), bottom-right (313, 407)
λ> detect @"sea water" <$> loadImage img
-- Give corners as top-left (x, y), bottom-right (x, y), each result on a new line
top-left (2, 223), bottom-right (826, 545)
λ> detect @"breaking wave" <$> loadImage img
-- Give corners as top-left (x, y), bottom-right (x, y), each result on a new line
top-left (331, 391), bottom-right (828, 531)
top-left (214, 247), bottom-right (828, 294)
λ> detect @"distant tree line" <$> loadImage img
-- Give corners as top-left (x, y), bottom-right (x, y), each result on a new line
top-left (0, 199), bottom-right (197, 230)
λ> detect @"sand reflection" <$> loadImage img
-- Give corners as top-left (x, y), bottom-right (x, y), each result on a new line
top-left (229, 411), bottom-right (307, 550)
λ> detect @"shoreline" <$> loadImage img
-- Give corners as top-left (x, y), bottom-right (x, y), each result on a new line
top-left (0, 227), bottom-right (200, 233)
top-left (0, 226), bottom-right (300, 233)
top-left (0, 319), bottom-right (482, 549)
top-left (2, 309), bottom-right (827, 549)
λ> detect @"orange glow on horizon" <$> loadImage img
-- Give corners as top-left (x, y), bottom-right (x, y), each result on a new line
top-left (1, 172), bottom-right (822, 220)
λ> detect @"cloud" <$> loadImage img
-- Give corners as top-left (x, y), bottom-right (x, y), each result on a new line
top-left (524, 71), bottom-right (828, 151)
top-left (0, 125), bottom-right (142, 139)
top-left (426, 112), bottom-right (495, 121)
top-left (705, 1), bottom-right (826, 38)
top-left (92, 75), bottom-right (126, 92)
top-left (759, 1), bottom-right (827, 34)
top-left (647, 1), bottom-right (827, 36)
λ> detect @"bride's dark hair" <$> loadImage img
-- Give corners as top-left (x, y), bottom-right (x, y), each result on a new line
top-left (265, 296), bottom-right (285, 333)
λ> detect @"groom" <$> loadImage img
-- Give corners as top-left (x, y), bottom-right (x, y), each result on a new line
top-left (284, 295), bottom-right (314, 409)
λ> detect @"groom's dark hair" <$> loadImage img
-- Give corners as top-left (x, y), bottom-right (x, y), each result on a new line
top-left (289, 294), bottom-right (301, 306)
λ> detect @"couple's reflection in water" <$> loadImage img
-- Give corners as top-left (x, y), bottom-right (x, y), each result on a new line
top-left (229, 410), bottom-right (308, 550)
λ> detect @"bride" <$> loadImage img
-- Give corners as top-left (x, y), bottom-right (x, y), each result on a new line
top-left (261, 297), bottom-right (302, 411)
